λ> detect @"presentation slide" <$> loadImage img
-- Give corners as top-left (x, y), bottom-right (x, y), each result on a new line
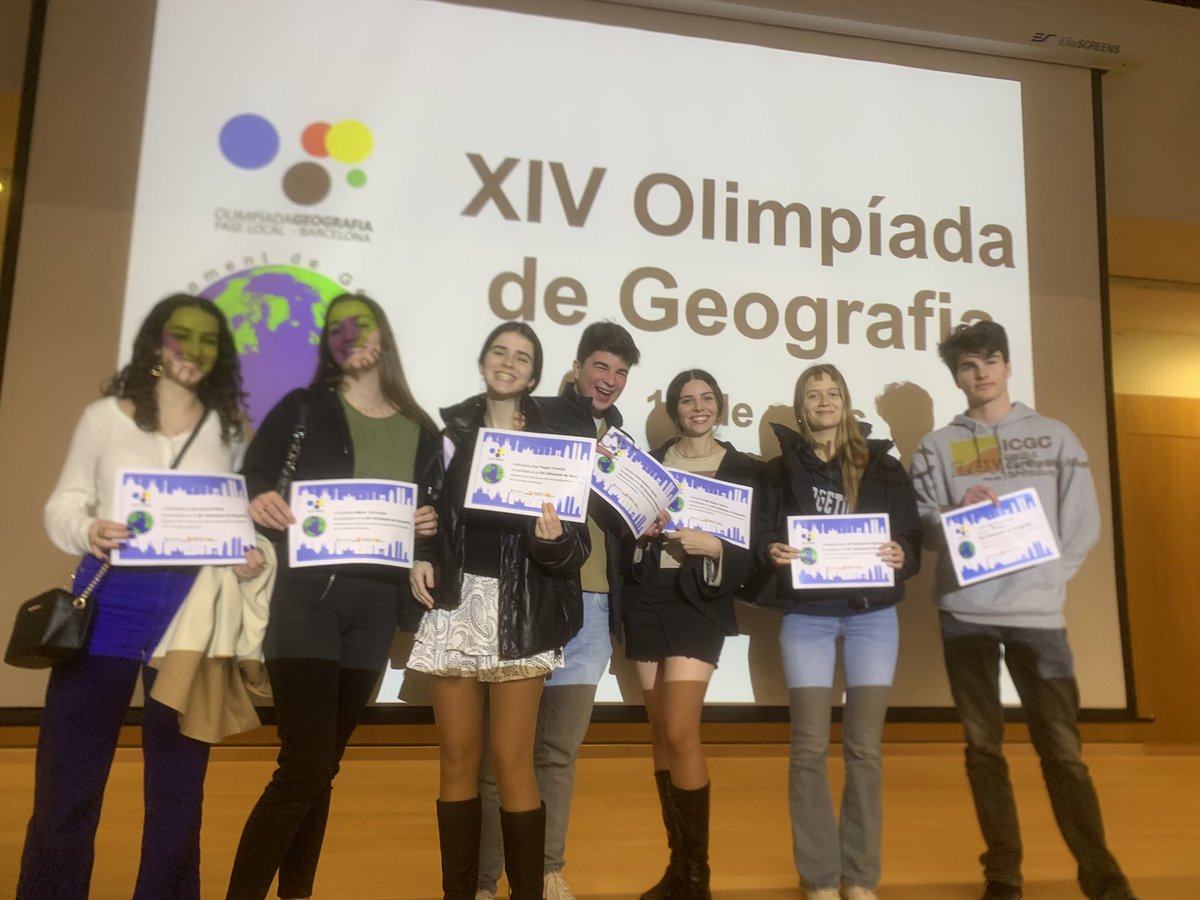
top-left (1, 0), bottom-right (1125, 715)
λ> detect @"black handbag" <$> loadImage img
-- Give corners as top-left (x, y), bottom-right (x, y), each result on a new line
top-left (4, 564), bottom-right (108, 669)
top-left (5, 409), bottom-right (211, 670)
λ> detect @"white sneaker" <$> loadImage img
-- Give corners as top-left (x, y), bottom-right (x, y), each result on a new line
top-left (475, 890), bottom-right (496, 900)
top-left (543, 870), bottom-right (576, 900)
top-left (842, 888), bottom-right (879, 900)
top-left (806, 890), bottom-right (841, 900)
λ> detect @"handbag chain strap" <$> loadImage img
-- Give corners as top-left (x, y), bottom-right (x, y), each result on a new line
top-left (275, 399), bottom-right (309, 495)
top-left (72, 563), bottom-right (110, 609)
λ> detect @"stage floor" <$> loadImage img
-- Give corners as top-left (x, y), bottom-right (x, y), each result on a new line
top-left (2, 742), bottom-right (1196, 898)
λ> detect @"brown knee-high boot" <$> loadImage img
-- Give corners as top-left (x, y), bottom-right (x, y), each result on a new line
top-left (642, 770), bottom-right (683, 900)
top-left (501, 803), bottom-right (546, 900)
top-left (670, 782), bottom-right (712, 900)
top-left (437, 797), bottom-right (481, 900)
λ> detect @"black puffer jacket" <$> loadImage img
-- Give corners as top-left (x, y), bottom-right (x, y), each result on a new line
top-left (428, 394), bottom-right (590, 659)
top-left (753, 423), bottom-right (921, 612)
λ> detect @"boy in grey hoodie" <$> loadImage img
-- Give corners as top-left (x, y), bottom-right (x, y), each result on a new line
top-left (910, 321), bottom-right (1136, 900)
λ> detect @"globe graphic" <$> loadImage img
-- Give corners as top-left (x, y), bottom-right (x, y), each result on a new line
top-left (481, 463), bottom-right (504, 484)
top-left (669, 495), bottom-right (685, 513)
top-left (203, 266), bottom-right (345, 428)
top-left (959, 541), bottom-right (976, 559)
top-left (303, 516), bottom-right (326, 537)
top-left (596, 457), bottom-right (616, 474)
top-left (799, 546), bottom-right (818, 565)
top-left (126, 511), bottom-right (154, 536)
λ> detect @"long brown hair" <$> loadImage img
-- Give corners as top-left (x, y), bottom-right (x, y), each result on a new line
top-left (105, 294), bottom-right (247, 443)
top-left (793, 364), bottom-right (869, 511)
top-left (310, 293), bottom-right (438, 436)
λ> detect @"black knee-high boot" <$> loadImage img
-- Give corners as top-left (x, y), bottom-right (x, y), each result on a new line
top-left (437, 797), bottom-right (481, 900)
top-left (670, 782), bottom-right (712, 900)
top-left (501, 803), bottom-right (546, 900)
top-left (642, 770), bottom-right (682, 900)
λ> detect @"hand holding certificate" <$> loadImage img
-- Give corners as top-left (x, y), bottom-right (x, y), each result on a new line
top-left (111, 469), bottom-right (256, 566)
top-left (940, 487), bottom-right (1060, 587)
top-left (591, 427), bottom-right (679, 537)
top-left (786, 514), bottom-right (895, 589)
top-left (289, 479), bottom-right (418, 568)
top-left (666, 469), bottom-right (753, 549)
top-left (463, 428), bottom-right (594, 523)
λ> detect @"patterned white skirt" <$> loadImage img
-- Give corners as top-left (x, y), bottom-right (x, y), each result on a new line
top-left (407, 573), bottom-right (562, 683)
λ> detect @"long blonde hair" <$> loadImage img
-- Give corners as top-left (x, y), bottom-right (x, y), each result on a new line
top-left (793, 364), bottom-right (869, 511)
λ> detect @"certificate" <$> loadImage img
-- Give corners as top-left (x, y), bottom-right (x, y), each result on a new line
top-left (289, 479), bottom-right (417, 568)
top-left (940, 488), bottom-right (1061, 587)
top-left (110, 468), bottom-right (255, 566)
top-left (666, 469), bottom-right (753, 549)
top-left (463, 428), bottom-right (593, 523)
top-left (787, 513), bottom-right (894, 589)
top-left (591, 427), bottom-right (679, 536)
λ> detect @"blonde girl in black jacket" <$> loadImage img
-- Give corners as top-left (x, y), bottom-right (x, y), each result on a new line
top-left (755, 364), bottom-right (921, 900)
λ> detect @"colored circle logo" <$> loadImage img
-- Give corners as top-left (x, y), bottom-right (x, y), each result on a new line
top-left (596, 457), bottom-right (616, 474)
top-left (303, 516), bottom-right (327, 537)
top-left (126, 511), bottom-right (154, 536)
top-left (669, 495), bottom-right (685, 513)
top-left (958, 541), bottom-right (976, 559)
top-left (219, 114), bottom-right (280, 170)
top-left (219, 113), bottom-right (373, 205)
top-left (798, 547), bottom-right (818, 565)
top-left (481, 463), bottom-right (505, 484)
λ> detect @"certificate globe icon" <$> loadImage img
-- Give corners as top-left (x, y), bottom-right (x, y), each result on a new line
top-left (126, 510), bottom-right (154, 536)
top-left (303, 516), bottom-right (327, 537)
top-left (596, 456), bottom-right (616, 474)
top-left (958, 540), bottom-right (976, 559)
top-left (669, 495), bottom-right (685, 513)
top-left (799, 546), bottom-right (818, 565)
top-left (481, 463), bottom-right (504, 484)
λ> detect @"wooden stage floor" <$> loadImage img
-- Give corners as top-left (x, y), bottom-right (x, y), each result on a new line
top-left (1, 742), bottom-right (1196, 899)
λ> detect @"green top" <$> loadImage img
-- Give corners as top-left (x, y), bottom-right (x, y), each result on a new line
top-left (340, 393), bottom-right (420, 482)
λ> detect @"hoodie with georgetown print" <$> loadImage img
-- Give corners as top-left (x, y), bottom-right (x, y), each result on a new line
top-left (909, 402), bottom-right (1099, 629)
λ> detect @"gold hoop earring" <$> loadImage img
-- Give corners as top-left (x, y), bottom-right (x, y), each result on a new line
top-left (150, 364), bottom-right (164, 378)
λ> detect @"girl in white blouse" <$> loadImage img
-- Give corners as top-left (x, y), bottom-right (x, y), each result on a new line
top-left (19, 294), bottom-right (262, 900)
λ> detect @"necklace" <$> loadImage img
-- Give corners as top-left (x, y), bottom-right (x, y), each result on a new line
top-left (671, 439), bottom-right (718, 460)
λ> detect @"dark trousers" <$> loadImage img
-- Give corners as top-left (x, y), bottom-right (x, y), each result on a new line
top-left (940, 614), bottom-right (1133, 900)
top-left (17, 655), bottom-right (210, 900)
top-left (225, 659), bottom-right (379, 900)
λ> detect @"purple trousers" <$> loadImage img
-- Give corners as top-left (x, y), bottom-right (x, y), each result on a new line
top-left (17, 656), bottom-right (211, 900)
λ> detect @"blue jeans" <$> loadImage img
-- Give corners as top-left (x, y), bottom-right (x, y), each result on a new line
top-left (479, 592), bottom-right (613, 888)
top-left (940, 613), bottom-right (1133, 900)
top-left (548, 591), bottom-right (613, 686)
top-left (779, 607), bottom-right (898, 891)
top-left (780, 606), bottom-right (899, 690)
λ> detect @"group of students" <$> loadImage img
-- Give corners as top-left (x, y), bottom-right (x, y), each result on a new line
top-left (15, 292), bottom-right (1138, 900)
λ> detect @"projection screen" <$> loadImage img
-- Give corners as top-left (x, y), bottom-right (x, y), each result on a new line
top-left (0, 0), bottom-right (1129, 719)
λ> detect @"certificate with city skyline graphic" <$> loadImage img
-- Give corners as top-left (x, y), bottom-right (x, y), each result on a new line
top-left (666, 469), bottom-right (753, 549)
top-left (592, 427), bottom-right (680, 537)
top-left (940, 488), bottom-right (1061, 587)
top-left (289, 478), bottom-right (417, 568)
top-left (787, 513), bottom-right (894, 589)
top-left (110, 469), bottom-right (255, 566)
top-left (464, 428), bottom-right (594, 523)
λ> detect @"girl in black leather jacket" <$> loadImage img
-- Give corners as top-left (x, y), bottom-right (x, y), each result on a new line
top-left (407, 322), bottom-right (589, 900)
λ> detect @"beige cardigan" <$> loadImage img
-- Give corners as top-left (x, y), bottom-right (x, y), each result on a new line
top-left (147, 537), bottom-right (276, 743)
